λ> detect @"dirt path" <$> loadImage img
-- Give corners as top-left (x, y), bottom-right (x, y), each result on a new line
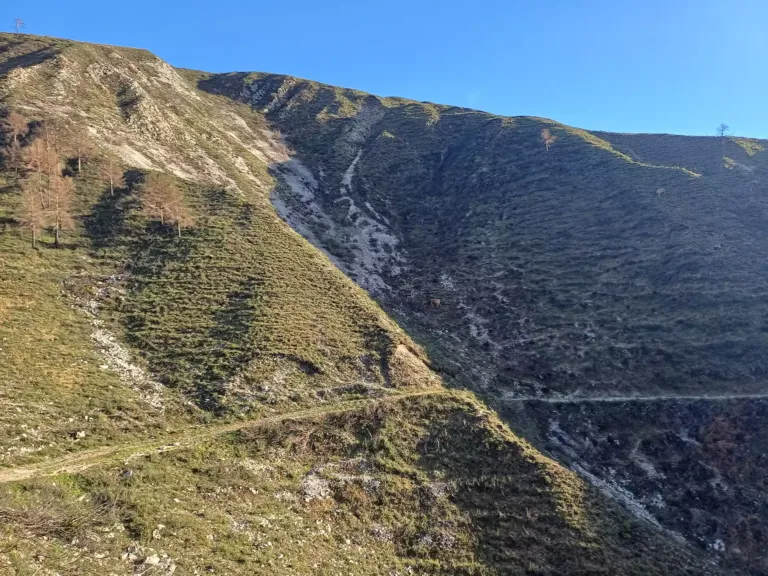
top-left (3, 388), bottom-right (766, 485)
top-left (0, 389), bottom-right (445, 484)
top-left (505, 392), bottom-right (768, 404)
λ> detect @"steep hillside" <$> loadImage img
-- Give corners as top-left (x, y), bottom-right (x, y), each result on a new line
top-left (201, 71), bottom-right (768, 400)
top-left (510, 396), bottom-right (768, 575)
top-left (0, 33), bottom-right (731, 575)
top-left (196, 71), bottom-right (768, 573)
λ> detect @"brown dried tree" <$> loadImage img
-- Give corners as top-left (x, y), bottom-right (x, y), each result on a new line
top-left (19, 181), bottom-right (46, 248)
top-left (24, 138), bottom-right (57, 208)
top-left (140, 173), bottom-right (193, 237)
top-left (5, 139), bottom-right (22, 175)
top-left (541, 128), bottom-right (558, 152)
top-left (100, 154), bottom-right (124, 195)
top-left (140, 172), bottom-right (175, 226)
top-left (48, 173), bottom-right (75, 247)
top-left (4, 111), bottom-right (27, 145)
top-left (166, 187), bottom-right (194, 238)
top-left (24, 139), bottom-right (49, 207)
top-left (68, 126), bottom-right (96, 173)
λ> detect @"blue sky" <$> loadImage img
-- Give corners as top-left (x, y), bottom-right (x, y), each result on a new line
top-left (3, 1), bottom-right (766, 137)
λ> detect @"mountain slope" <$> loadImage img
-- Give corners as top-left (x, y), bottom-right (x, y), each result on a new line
top-left (200, 71), bottom-right (768, 400)
top-left (0, 33), bottom-right (756, 574)
top-left (196, 71), bottom-right (768, 574)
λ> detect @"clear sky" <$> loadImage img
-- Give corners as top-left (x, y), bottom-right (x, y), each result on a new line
top-left (2, 0), bottom-right (766, 137)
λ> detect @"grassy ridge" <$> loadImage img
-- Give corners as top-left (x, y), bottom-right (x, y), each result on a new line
top-left (87, 174), bottom-right (430, 411)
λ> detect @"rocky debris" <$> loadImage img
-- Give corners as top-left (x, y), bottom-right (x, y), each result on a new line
top-left (370, 524), bottom-right (393, 542)
top-left (121, 545), bottom-right (176, 574)
top-left (67, 283), bottom-right (166, 410)
top-left (301, 473), bottom-right (332, 502)
top-left (301, 458), bottom-right (382, 502)
top-left (90, 321), bottom-right (165, 409)
top-left (272, 155), bottom-right (407, 295)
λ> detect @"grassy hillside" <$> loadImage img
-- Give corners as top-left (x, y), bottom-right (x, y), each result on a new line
top-left (0, 392), bottom-right (723, 575)
top-left (0, 33), bottom-right (755, 574)
top-left (509, 395), bottom-right (768, 576)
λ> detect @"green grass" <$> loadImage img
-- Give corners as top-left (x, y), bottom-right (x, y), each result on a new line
top-left (0, 393), bottom-right (721, 575)
top-left (0, 173), bottom-right (196, 468)
top-left (86, 174), bottom-right (428, 412)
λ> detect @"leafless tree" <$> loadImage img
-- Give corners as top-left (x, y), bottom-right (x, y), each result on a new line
top-left (541, 128), bottom-right (557, 152)
top-left (141, 173), bottom-right (193, 236)
top-left (100, 154), bottom-right (124, 195)
top-left (24, 139), bottom-right (51, 208)
top-left (13, 19), bottom-right (24, 34)
top-left (5, 139), bottom-right (22, 175)
top-left (48, 173), bottom-right (75, 247)
top-left (24, 133), bottom-right (61, 209)
top-left (4, 111), bottom-right (27, 145)
top-left (140, 173), bottom-right (174, 226)
top-left (716, 123), bottom-right (730, 154)
top-left (19, 181), bottom-right (45, 248)
top-left (68, 125), bottom-right (96, 173)
top-left (167, 188), bottom-right (194, 237)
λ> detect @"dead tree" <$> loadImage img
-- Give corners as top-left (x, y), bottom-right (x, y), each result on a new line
top-left (5, 139), bottom-right (22, 175)
top-left (68, 126), bottom-right (96, 173)
top-left (716, 123), bottom-right (730, 154)
top-left (4, 111), bottom-right (27, 145)
top-left (100, 154), bottom-right (124, 195)
top-left (140, 172), bottom-right (174, 226)
top-left (166, 186), bottom-right (194, 238)
top-left (141, 173), bottom-right (193, 236)
top-left (24, 139), bottom-right (51, 208)
top-left (541, 128), bottom-right (558, 152)
top-left (48, 173), bottom-right (75, 247)
top-left (19, 181), bottom-right (45, 248)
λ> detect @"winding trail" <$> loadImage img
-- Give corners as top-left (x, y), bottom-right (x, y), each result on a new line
top-left (0, 389), bottom-right (446, 485)
top-left (503, 392), bottom-right (768, 405)
top-left (3, 388), bottom-right (767, 485)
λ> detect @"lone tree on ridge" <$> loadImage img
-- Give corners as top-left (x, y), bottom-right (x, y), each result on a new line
top-left (541, 128), bottom-right (557, 152)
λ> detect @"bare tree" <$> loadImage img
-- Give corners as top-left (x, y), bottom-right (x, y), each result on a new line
top-left (24, 139), bottom-right (50, 208)
top-left (68, 126), bottom-right (96, 173)
top-left (19, 181), bottom-right (45, 248)
top-left (13, 19), bottom-right (24, 34)
top-left (716, 123), bottom-right (730, 155)
top-left (166, 186), bottom-right (194, 237)
top-left (140, 173), bottom-right (193, 236)
top-left (100, 154), bottom-right (124, 195)
top-left (48, 174), bottom-right (75, 247)
top-left (24, 136), bottom-right (59, 209)
top-left (5, 139), bottom-right (22, 175)
top-left (4, 111), bottom-right (27, 145)
top-left (140, 173), bottom-right (174, 226)
top-left (541, 128), bottom-right (558, 152)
